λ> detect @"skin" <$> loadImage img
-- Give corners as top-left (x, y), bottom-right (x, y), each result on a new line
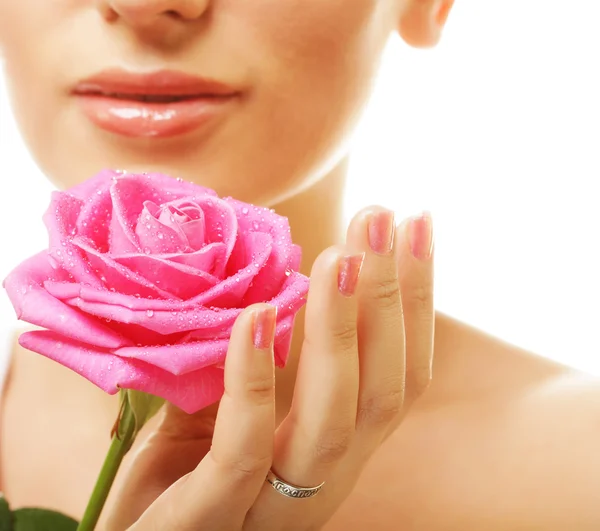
top-left (1, 0), bottom-right (600, 529)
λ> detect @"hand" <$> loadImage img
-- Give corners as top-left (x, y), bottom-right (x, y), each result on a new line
top-left (102, 206), bottom-right (435, 530)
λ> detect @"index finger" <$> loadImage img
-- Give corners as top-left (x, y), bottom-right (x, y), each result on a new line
top-left (132, 304), bottom-right (277, 530)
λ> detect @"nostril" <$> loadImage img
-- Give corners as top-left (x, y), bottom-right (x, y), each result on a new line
top-left (165, 10), bottom-right (181, 19)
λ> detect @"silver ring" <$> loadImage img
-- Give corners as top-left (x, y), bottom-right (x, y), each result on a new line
top-left (266, 469), bottom-right (325, 499)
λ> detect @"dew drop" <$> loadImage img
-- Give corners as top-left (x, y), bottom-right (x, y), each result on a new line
top-left (146, 310), bottom-right (154, 317)
top-left (242, 207), bottom-right (249, 215)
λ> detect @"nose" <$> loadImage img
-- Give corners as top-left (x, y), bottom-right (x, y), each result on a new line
top-left (102, 0), bottom-right (210, 25)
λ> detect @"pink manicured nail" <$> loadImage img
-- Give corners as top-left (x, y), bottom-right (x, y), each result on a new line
top-left (253, 306), bottom-right (277, 350)
top-left (436, 0), bottom-right (454, 26)
top-left (338, 253), bottom-right (365, 297)
top-left (408, 211), bottom-right (434, 261)
top-left (368, 210), bottom-right (395, 255)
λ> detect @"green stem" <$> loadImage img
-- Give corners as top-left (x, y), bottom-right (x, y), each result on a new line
top-left (77, 398), bottom-right (136, 531)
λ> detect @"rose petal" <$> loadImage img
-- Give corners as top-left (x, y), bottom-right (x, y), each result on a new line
top-left (139, 172), bottom-right (218, 201)
top-left (178, 203), bottom-right (203, 220)
top-left (62, 270), bottom-right (308, 337)
top-left (77, 235), bottom-right (267, 312)
top-left (75, 186), bottom-right (113, 254)
top-left (225, 198), bottom-right (301, 304)
top-left (190, 196), bottom-right (238, 275)
top-left (43, 281), bottom-right (183, 312)
top-left (180, 219), bottom-right (206, 251)
top-left (67, 170), bottom-right (219, 204)
top-left (163, 199), bottom-right (206, 250)
top-left (44, 273), bottom-right (227, 313)
top-left (67, 168), bottom-right (119, 201)
top-left (115, 339), bottom-right (229, 375)
top-left (108, 178), bottom-right (149, 254)
top-left (163, 242), bottom-right (227, 277)
top-left (65, 297), bottom-right (241, 336)
top-left (135, 201), bottom-right (190, 254)
top-left (117, 313), bottom-right (296, 375)
top-left (19, 330), bottom-right (225, 414)
top-left (74, 237), bottom-right (178, 300)
top-left (107, 175), bottom-right (218, 255)
top-left (43, 192), bottom-right (102, 287)
top-left (3, 252), bottom-right (127, 349)
top-left (113, 254), bottom-right (219, 299)
top-left (181, 231), bottom-right (273, 308)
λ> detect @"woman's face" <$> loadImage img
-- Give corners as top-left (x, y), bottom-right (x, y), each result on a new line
top-left (0, 0), bottom-right (440, 205)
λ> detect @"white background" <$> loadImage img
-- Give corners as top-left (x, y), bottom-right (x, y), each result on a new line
top-left (1, 0), bottom-right (599, 374)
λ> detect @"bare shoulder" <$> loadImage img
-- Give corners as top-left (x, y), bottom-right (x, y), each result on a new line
top-left (327, 312), bottom-right (600, 530)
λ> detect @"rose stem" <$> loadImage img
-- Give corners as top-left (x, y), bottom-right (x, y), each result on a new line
top-left (77, 397), bottom-right (136, 531)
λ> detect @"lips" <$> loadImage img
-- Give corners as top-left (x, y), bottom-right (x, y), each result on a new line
top-left (73, 69), bottom-right (240, 138)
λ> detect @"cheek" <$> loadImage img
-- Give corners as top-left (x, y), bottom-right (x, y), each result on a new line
top-left (0, 1), bottom-right (71, 183)
top-left (243, 0), bottom-right (390, 97)
top-left (228, 0), bottom-right (394, 187)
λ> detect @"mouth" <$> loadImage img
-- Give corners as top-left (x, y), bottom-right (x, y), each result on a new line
top-left (72, 69), bottom-right (240, 138)
top-left (76, 92), bottom-right (218, 103)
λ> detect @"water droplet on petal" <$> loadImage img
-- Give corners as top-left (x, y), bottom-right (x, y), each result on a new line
top-left (242, 207), bottom-right (249, 215)
top-left (146, 310), bottom-right (154, 317)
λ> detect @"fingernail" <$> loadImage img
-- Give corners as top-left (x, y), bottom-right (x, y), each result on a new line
top-left (436, 0), bottom-right (454, 26)
top-left (253, 306), bottom-right (277, 350)
top-left (368, 210), bottom-right (395, 255)
top-left (338, 253), bottom-right (365, 297)
top-left (408, 211), bottom-right (434, 261)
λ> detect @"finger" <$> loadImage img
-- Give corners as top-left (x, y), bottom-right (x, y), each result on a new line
top-left (245, 247), bottom-right (363, 529)
top-left (396, 211), bottom-right (435, 405)
top-left (133, 304), bottom-right (277, 531)
top-left (102, 401), bottom-right (215, 531)
top-left (345, 206), bottom-right (407, 448)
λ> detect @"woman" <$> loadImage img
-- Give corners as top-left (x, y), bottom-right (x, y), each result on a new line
top-left (0, 0), bottom-right (599, 529)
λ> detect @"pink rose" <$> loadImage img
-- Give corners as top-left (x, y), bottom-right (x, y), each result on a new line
top-left (3, 170), bottom-right (309, 413)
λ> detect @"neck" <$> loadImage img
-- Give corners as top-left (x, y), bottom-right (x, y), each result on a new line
top-left (270, 157), bottom-right (349, 423)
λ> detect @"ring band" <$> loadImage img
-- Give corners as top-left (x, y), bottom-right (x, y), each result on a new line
top-left (266, 469), bottom-right (325, 499)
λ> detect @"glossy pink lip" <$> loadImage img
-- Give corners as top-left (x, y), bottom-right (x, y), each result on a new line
top-left (72, 69), bottom-right (240, 138)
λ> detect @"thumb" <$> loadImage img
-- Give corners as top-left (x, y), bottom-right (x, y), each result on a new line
top-left (102, 400), bottom-right (220, 530)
